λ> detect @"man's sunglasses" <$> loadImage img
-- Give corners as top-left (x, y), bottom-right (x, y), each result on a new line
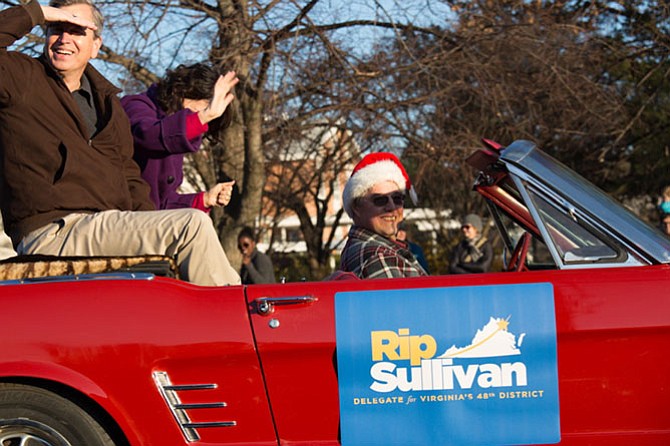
top-left (366, 192), bottom-right (405, 208)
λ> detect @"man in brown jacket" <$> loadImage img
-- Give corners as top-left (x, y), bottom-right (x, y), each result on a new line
top-left (0, 0), bottom-right (240, 286)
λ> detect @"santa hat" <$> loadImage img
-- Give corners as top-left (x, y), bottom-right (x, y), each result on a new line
top-left (343, 152), bottom-right (418, 217)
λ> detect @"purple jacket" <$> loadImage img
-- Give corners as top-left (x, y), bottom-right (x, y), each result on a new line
top-left (121, 86), bottom-right (203, 210)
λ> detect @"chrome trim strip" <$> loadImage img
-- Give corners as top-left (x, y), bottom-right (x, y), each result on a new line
top-left (175, 403), bottom-right (227, 409)
top-left (152, 371), bottom-right (236, 443)
top-left (0, 272), bottom-right (156, 286)
top-left (163, 384), bottom-right (216, 391)
top-left (510, 173), bottom-right (565, 269)
top-left (183, 422), bottom-right (237, 428)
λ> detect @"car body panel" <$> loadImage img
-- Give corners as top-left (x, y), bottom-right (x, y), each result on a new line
top-left (0, 277), bottom-right (277, 445)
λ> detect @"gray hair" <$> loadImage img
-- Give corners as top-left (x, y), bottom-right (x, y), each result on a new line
top-left (49, 0), bottom-right (104, 38)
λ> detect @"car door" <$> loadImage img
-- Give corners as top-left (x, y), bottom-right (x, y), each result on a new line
top-left (247, 277), bottom-right (436, 444)
top-left (246, 274), bottom-right (542, 444)
top-left (246, 280), bottom-right (343, 445)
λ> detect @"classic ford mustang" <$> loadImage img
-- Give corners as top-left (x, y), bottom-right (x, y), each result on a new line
top-left (0, 140), bottom-right (668, 446)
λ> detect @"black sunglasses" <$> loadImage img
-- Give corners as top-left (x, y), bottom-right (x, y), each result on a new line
top-left (367, 192), bottom-right (405, 208)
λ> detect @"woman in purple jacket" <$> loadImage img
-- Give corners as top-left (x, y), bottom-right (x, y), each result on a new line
top-left (122, 63), bottom-right (239, 211)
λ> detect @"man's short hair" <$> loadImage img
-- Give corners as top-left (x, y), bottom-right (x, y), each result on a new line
top-left (49, 0), bottom-right (104, 38)
top-left (238, 226), bottom-right (256, 242)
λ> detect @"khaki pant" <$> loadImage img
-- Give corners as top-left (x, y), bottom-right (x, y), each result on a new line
top-left (17, 209), bottom-right (240, 287)
top-left (0, 215), bottom-right (16, 260)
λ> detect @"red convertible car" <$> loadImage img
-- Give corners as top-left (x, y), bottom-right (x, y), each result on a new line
top-left (0, 140), bottom-right (668, 445)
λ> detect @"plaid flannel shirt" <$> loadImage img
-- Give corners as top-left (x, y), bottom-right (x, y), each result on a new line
top-left (339, 226), bottom-right (428, 279)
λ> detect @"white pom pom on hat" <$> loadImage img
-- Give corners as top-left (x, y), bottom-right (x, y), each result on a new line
top-left (343, 152), bottom-right (418, 218)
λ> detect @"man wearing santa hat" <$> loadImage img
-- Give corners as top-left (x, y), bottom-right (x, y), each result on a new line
top-left (339, 152), bottom-right (428, 279)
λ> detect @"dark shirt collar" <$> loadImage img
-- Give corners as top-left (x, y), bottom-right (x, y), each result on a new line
top-left (75, 74), bottom-right (94, 106)
top-left (73, 74), bottom-right (98, 138)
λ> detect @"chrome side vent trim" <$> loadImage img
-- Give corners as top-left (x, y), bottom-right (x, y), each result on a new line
top-left (152, 371), bottom-right (236, 442)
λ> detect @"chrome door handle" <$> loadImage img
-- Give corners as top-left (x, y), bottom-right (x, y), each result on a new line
top-left (255, 295), bottom-right (317, 315)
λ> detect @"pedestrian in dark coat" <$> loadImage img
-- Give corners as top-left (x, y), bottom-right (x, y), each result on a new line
top-left (238, 227), bottom-right (276, 284)
top-left (449, 214), bottom-right (493, 274)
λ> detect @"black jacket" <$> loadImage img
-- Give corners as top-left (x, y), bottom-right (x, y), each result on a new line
top-left (0, 1), bottom-right (154, 245)
top-left (448, 236), bottom-right (493, 274)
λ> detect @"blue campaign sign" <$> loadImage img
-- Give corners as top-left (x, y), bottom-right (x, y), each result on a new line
top-left (335, 283), bottom-right (560, 446)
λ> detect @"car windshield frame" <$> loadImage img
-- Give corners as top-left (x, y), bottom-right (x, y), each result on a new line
top-left (499, 141), bottom-right (670, 265)
top-left (511, 174), bottom-right (633, 268)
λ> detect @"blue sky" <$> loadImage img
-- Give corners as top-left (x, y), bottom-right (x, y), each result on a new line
top-left (93, 0), bottom-right (454, 89)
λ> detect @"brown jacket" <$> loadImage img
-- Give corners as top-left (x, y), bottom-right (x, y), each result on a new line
top-left (0, 1), bottom-right (154, 246)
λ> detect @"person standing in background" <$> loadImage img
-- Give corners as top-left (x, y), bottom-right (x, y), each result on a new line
top-left (659, 186), bottom-right (670, 237)
top-left (661, 213), bottom-right (670, 237)
top-left (396, 222), bottom-right (430, 274)
top-left (238, 227), bottom-right (276, 284)
top-left (448, 214), bottom-right (493, 274)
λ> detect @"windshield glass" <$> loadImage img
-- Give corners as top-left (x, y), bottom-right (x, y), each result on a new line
top-left (527, 189), bottom-right (621, 264)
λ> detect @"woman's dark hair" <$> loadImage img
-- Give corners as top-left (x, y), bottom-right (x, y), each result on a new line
top-left (154, 63), bottom-right (232, 130)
